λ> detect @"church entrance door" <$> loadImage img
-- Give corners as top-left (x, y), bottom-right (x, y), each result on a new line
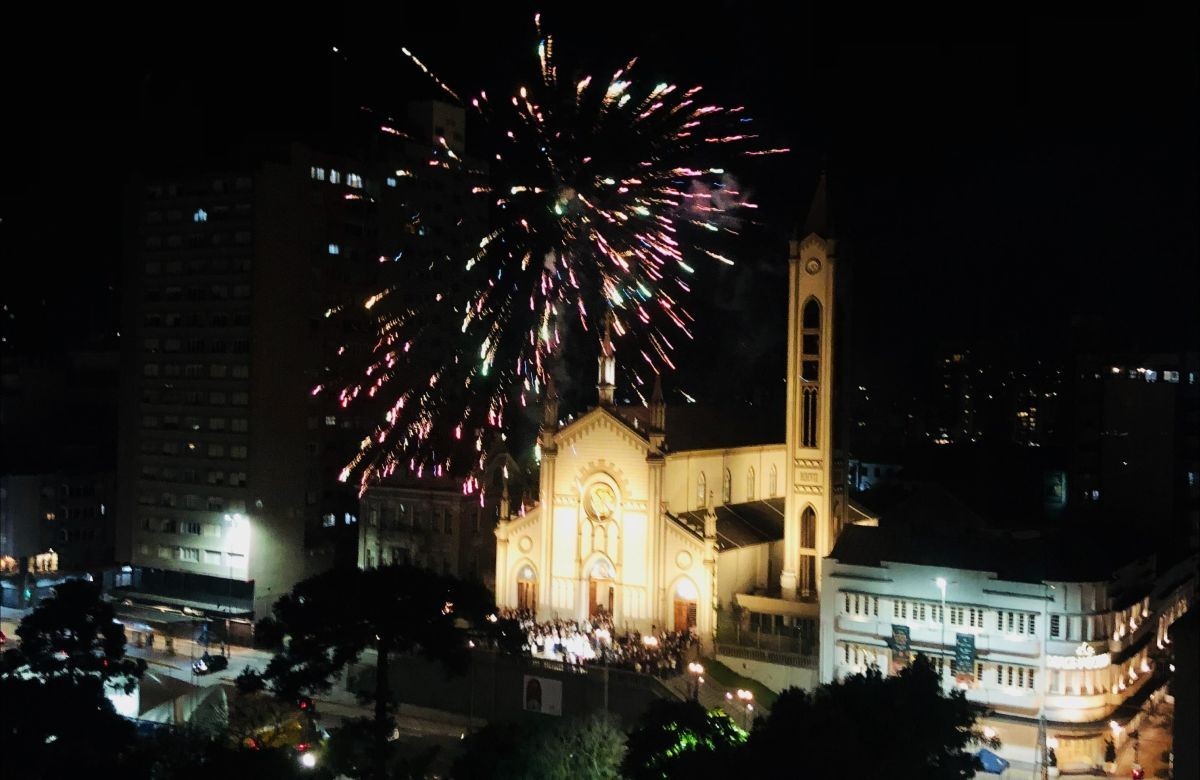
top-left (673, 578), bottom-right (699, 633)
top-left (674, 599), bottom-right (697, 632)
top-left (517, 581), bottom-right (537, 614)
top-left (516, 565), bottom-right (537, 615)
top-left (587, 559), bottom-right (616, 620)
top-left (589, 578), bottom-right (614, 619)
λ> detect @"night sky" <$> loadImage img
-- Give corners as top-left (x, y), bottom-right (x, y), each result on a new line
top-left (9, 8), bottom-right (1197, 412)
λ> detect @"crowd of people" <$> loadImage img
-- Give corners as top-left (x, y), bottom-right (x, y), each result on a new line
top-left (496, 608), bottom-right (699, 679)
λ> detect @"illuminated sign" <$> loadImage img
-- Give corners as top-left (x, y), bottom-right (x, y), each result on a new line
top-left (1047, 643), bottom-right (1111, 670)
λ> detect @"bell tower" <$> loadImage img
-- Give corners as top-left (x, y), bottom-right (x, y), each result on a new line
top-left (597, 310), bottom-right (616, 407)
top-left (781, 173), bottom-right (838, 600)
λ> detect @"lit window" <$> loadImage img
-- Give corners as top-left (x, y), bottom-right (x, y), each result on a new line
top-left (329, 170), bottom-right (341, 184)
top-left (323, 514), bottom-right (336, 528)
top-left (1164, 371), bottom-right (1179, 383)
top-left (311, 166), bottom-right (325, 181)
top-left (193, 208), bottom-right (208, 223)
top-left (386, 176), bottom-right (397, 187)
top-left (325, 415), bottom-right (337, 426)
top-left (328, 243), bottom-right (340, 255)
top-left (347, 173), bottom-right (363, 188)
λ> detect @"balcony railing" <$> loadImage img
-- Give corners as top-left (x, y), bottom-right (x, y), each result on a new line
top-left (714, 642), bottom-right (817, 669)
top-left (715, 609), bottom-right (818, 666)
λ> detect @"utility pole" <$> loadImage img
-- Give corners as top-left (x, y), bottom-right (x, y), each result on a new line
top-left (1038, 581), bottom-right (1053, 780)
top-left (603, 656), bottom-right (609, 714)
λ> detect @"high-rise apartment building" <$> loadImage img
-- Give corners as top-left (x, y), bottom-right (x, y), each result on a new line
top-left (116, 102), bottom-right (484, 620)
top-left (1070, 351), bottom-right (1200, 559)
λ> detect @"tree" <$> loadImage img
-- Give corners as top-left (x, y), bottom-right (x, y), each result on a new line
top-left (6, 578), bottom-right (144, 690)
top-left (126, 723), bottom-right (328, 780)
top-left (454, 715), bottom-right (626, 780)
top-left (621, 699), bottom-right (747, 780)
top-left (748, 654), bottom-right (993, 779)
top-left (0, 578), bottom-right (146, 775)
top-left (549, 714), bottom-right (626, 780)
top-left (325, 716), bottom-right (440, 780)
top-left (224, 688), bottom-right (299, 749)
top-left (239, 564), bottom-right (494, 779)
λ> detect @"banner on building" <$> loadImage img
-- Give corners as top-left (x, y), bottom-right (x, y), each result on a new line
top-left (954, 632), bottom-right (976, 679)
top-left (889, 624), bottom-right (911, 673)
top-left (522, 675), bottom-right (563, 716)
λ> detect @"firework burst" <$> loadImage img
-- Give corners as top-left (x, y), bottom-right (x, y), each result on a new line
top-left (323, 17), bottom-right (787, 497)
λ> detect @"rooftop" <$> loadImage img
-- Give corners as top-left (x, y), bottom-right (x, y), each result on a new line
top-left (618, 402), bottom-right (783, 452)
top-left (831, 485), bottom-right (1147, 583)
top-left (672, 497), bottom-right (785, 551)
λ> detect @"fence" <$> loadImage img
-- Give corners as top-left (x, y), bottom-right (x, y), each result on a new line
top-left (715, 609), bottom-right (818, 659)
top-left (714, 642), bottom-right (817, 669)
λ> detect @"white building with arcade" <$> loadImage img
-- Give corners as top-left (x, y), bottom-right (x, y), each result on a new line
top-left (819, 491), bottom-right (1195, 770)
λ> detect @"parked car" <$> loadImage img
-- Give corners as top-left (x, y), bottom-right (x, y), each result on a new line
top-left (192, 653), bottom-right (229, 675)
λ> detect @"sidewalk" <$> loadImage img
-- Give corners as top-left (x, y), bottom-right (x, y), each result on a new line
top-left (1114, 698), bottom-right (1173, 779)
top-left (662, 671), bottom-right (764, 729)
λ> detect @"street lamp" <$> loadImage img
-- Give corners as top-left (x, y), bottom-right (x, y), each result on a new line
top-left (222, 513), bottom-right (249, 654)
top-left (1037, 582), bottom-right (1056, 780)
top-left (688, 662), bottom-right (705, 701)
top-left (736, 689), bottom-right (754, 729)
top-left (935, 577), bottom-right (948, 688)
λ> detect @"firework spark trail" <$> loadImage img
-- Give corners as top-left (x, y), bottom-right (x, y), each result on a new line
top-left (326, 17), bottom-right (788, 496)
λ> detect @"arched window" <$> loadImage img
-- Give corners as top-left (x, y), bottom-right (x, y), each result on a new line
top-left (769, 464), bottom-right (778, 497)
top-left (722, 469), bottom-right (732, 504)
top-left (800, 298), bottom-right (821, 448)
top-left (696, 472), bottom-right (707, 509)
top-left (801, 507), bottom-right (816, 548)
top-left (799, 507), bottom-right (818, 597)
top-left (746, 467), bottom-right (756, 501)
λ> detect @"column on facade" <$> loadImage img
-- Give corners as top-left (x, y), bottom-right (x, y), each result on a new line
top-left (538, 447), bottom-right (556, 617)
top-left (646, 457), bottom-right (663, 628)
top-left (702, 505), bottom-right (718, 651)
top-left (494, 518), bottom-right (510, 606)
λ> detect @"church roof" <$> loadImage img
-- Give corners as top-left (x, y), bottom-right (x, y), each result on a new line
top-left (557, 404), bottom-right (649, 447)
top-left (672, 497), bottom-right (785, 551)
top-left (618, 403), bottom-right (783, 452)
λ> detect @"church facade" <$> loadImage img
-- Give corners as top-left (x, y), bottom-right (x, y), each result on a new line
top-left (495, 178), bottom-right (852, 647)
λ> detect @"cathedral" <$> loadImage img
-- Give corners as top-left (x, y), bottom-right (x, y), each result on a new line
top-left (494, 176), bottom-right (862, 648)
